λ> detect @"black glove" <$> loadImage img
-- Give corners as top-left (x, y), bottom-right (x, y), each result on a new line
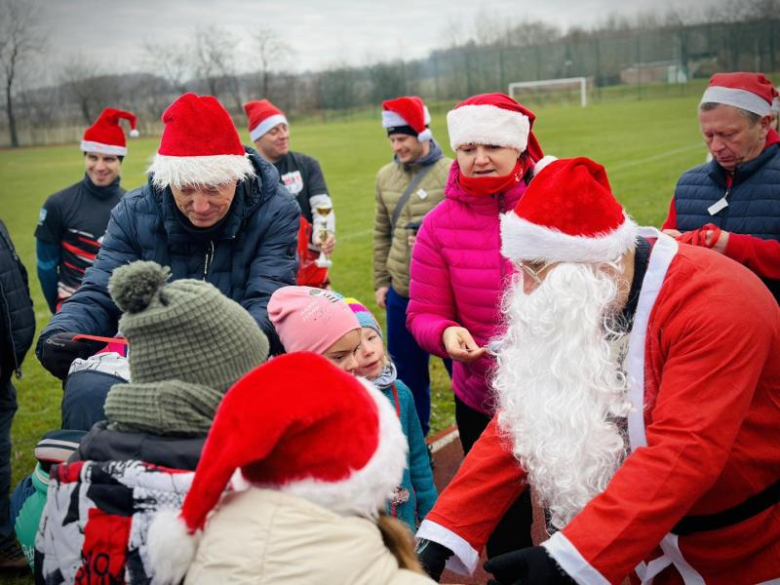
top-left (416, 538), bottom-right (453, 582)
top-left (485, 546), bottom-right (576, 585)
top-left (39, 332), bottom-right (102, 380)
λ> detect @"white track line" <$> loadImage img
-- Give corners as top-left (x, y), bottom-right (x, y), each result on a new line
top-left (607, 142), bottom-right (703, 173)
top-left (337, 143), bottom-right (703, 243)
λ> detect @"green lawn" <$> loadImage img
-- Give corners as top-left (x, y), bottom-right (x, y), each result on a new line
top-left (0, 92), bottom-right (705, 582)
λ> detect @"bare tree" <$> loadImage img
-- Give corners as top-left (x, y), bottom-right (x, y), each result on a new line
top-left (0, 0), bottom-right (43, 147)
top-left (143, 40), bottom-right (190, 94)
top-left (191, 25), bottom-right (242, 110)
top-left (60, 56), bottom-right (111, 124)
top-left (250, 25), bottom-right (292, 99)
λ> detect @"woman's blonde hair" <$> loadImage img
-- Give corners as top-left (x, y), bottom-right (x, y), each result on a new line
top-left (376, 513), bottom-right (425, 574)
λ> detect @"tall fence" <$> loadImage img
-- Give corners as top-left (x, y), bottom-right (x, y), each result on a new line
top-left (2, 18), bottom-right (779, 147)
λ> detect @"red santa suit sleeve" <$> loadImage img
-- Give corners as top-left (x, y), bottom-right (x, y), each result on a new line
top-left (724, 232), bottom-right (780, 279)
top-left (543, 247), bottom-right (780, 585)
top-left (416, 417), bottom-right (526, 575)
top-left (660, 197), bottom-right (677, 231)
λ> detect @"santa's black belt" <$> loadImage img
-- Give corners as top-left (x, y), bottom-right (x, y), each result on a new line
top-left (672, 479), bottom-right (780, 536)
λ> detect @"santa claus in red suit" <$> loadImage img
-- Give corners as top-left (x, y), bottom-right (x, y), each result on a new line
top-left (416, 157), bottom-right (780, 585)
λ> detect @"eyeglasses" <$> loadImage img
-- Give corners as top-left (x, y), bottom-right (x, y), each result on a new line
top-left (518, 261), bottom-right (549, 285)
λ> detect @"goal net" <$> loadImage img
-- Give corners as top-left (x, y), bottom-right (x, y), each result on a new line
top-left (508, 77), bottom-right (592, 108)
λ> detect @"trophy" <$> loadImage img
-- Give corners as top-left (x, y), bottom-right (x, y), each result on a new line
top-left (313, 202), bottom-right (334, 268)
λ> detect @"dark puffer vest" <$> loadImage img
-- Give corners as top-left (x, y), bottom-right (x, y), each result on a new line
top-left (673, 144), bottom-right (780, 299)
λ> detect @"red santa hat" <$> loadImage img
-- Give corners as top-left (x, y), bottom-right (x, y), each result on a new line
top-left (382, 96), bottom-right (433, 142)
top-left (501, 157), bottom-right (638, 263)
top-left (447, 93), bottom-right (545, 162)
top-left (244, 99), bottom-right (289, 142)
top-left (147, 352), bottom-right (407, 584)
top-left (700, 72), bottom-right (779, 117)
top-left (80, 108), bottom-right (138, 156)
top-left (147, 93), bottom-right (254, 190)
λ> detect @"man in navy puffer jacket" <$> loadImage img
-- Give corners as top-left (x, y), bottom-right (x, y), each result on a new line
top-left (662, 73), bottom-right (780, 302)
top-left (37, 94), bottom-right (300, 380)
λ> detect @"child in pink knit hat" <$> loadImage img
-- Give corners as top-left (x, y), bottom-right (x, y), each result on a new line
top-left (268, 286), bottom-right (362, 373)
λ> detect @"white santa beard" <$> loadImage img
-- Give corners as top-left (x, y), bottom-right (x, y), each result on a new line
top-left (494, 263), bottom-right (631, 529)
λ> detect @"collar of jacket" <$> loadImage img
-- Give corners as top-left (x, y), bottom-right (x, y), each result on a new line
top-left (83, 173), bottom-right (122, 201)
top-left (708, 142), bottom-right (779, 187)
top-left (395, 138), bottom-right (445, 171)
top-left (153, 147), bottom-right (281, 244)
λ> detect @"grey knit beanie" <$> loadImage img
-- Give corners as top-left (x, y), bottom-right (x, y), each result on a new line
top-left (107, 261), bottom-right (269, 392)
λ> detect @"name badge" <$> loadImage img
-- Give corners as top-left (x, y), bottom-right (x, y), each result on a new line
top-left (707, 197), bottom-right (729, 216)
top-left (417, 189), bottom-right (428, 200)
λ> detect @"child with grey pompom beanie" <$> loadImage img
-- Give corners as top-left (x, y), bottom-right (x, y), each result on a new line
top-left (103, 260), bottom-right (270, 436)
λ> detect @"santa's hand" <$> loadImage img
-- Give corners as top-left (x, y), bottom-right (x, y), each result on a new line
top-left (442, 326), bottom-right (487, 363)
top-left (484, 547), bottom-right (575, 585)
top-left (416, 538), bottom-right (452, 582)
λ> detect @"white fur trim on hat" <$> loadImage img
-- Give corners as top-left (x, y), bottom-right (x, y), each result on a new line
top-left (533, 155), bottom-right (558, 176)
top-left (129, 129), bottom-right (140, 138)
top-left (447, 104), bottom-right (530, 152)
top-left (249, 113), bottom-right (288, 142)
top-left (148, 154), bottom-right (255, 189)
top-left (147, 507), bottom-right (202, 585)
top-left (701, 86), bottom-right (771, 117)
top-left (382, 110), bottom-right (433, 141)
top-left (80, 141), bottom-right (127, 156)
top-left (382, 109), bottom-right (409, 129)
top-left (500, 212), bottom-right (639, 264)
top-left (417, 128), bottom-right (433, 142)
top-left (268, 378), bottom-right (407, 519)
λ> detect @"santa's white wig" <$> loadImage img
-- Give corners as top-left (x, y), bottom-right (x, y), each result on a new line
top-left (493, 262), bottom-right (631, 529)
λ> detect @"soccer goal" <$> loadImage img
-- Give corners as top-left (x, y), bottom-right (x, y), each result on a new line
top-left (508, 77), bottom-right (590, 108)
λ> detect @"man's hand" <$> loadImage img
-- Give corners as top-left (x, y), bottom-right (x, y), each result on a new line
top-left (674, 223), bottom-right (729, 254)
top-left (661, 228), bottom-right (681, 238)
top-left (39, 332), bottom-right (102, 380)
top-left (416, 538), bottom-right (453, 582)
top-left (442, 326), bottom-right (487, 363)
top-left (485, 547), bottom-right (575, 585)
top-left (375, 286), bottom-right (389, 309)
top-left (315, 233), bottom-right (336, 256)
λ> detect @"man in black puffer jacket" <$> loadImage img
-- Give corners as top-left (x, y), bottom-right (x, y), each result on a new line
top-left (0, 219), bottom-right (35, 568)
top-left (37, 94), bottom-right (300, 380)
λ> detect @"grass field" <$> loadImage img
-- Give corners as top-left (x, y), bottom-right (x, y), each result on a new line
top-left (0, 91), bottom-right (706, 582)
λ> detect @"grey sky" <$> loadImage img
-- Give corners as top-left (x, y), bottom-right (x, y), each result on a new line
top-left (40, 0), bottom-right (713, 75)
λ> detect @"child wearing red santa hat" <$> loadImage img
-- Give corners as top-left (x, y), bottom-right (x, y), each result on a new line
top-left (147, 352), bottom-right (434, 584)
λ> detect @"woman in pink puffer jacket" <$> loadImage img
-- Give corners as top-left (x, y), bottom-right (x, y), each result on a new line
top-left (407, 93), bottom-right (552, 560)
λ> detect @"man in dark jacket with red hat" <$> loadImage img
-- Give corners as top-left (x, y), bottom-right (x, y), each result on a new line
top-left (36, 94), bottom-right (299, 380)
top-left (35, 108), bottom-right (138, 313)
top-left (662, 72), bottom-right (780, 301)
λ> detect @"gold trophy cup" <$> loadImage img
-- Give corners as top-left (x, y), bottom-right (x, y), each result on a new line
top-left (314, 203), bottom-right (333, 268)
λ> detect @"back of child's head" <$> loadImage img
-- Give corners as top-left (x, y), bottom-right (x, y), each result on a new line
top-left (269, 286), bottom-right (360, 354)
top-left (343, 298), bottom-right (382, 338)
